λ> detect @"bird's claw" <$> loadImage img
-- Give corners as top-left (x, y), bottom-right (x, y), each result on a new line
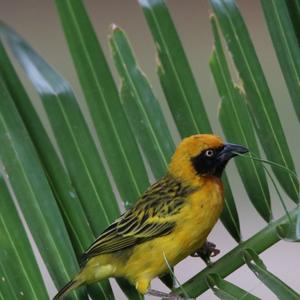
top-left (191, 241), bottom-right (220, 265)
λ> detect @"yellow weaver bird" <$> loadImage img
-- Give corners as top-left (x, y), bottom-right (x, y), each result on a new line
top-left (54, 134), bottom-right (247, 300)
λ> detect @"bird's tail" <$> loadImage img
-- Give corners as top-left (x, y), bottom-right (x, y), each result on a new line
top-left (53, 278), bottom-right (82, 300)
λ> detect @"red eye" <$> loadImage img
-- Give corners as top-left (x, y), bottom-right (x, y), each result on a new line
top-left (205, 149), bottom-right (214, 157)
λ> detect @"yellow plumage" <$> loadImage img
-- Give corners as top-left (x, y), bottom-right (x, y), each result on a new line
top-left (54, 134), bottom-right (247, 300)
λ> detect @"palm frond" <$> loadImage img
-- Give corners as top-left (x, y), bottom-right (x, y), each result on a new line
top-left (0, 0), bottom-right (299, 299)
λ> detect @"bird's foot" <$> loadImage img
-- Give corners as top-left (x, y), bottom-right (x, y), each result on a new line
top-left (147, 288), bottom-right (195, 300)
top-left (190, 241), bottom-right (220, 265)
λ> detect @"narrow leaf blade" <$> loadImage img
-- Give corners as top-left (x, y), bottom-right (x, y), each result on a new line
top-left (0, 29), bottom-right (114, 300)
top-left (139, 0), bottom-right (211, 136)
top-left (243, 249), bottom-right (300, 299)
top-left (210, 16), bottom-right (271, 222)
top-left (210, 0), bottom-right (299, 201)
top-left (0, 74), bottom-right (83, 299)
top-left (2, 24), bottom-right (119, 234)
top-left (207, 273), bottom-right (261, 300)
top-left (0, 264), bottom-right (19, 300)
top-left (220, 177), bottom-right (241, 242)
top-left (261, 0), bottom-right (300, 122)
top-left (0, 39), bottom-right (94, 255)
top-left (110, 25), bottom-right (175, 179)
top-left (286, 0), bottom-right (300, 48)
top-left (140, 0), bottom-right (240, 241)
top-left (1, 25), bottom-right (116, 300)
top-left (55, 0), bottom-right (149, 208)
top-left (0, 176), bottom-right (49, 300)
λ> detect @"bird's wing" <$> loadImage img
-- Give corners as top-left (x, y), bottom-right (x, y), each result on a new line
top-left (81, 175), bottom-right (196, 261)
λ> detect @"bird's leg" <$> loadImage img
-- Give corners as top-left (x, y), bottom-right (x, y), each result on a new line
top-left (147, 289), bottom-right (195, 300)
top-left (147, 288), bottom-right (170, 298)
top-left (190, 241), bottom-right (220, 265)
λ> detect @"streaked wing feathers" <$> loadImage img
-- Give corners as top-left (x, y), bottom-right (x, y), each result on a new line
top-left (81, 175), bottom-right (196, 261)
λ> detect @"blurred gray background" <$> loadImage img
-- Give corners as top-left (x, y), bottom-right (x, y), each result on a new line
top-left (1, 0), bottom-right (299, 299)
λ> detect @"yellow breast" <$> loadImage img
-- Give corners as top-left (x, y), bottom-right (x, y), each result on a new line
top-left (175, 177), bottom-right (224, 252)
top-left (120, 177), bottom-right (224, 286)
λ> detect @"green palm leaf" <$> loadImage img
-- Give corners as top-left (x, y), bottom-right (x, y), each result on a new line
top-left (243, 249), bottom-right (300, 299)
top-left (55, 0), bottom-right (149, 208)
top-left (139, 0), bottom-right (240, 242)
top-left (286, 0), bottom-right (300, 47)
top-left (0, 176), bottom-right (49, 300)
top-left (261, 0), bottom-right (300, 122)
top-left (2, 26), bottom-right (119, 234)
top-left (110, 25), bottom-right (175, 179)
top-left (0, 74), bottom-right (84, 299)
top-left (206, 273), bottom-right (260, 300)
top-left (139, 0), bottom-right (211, 135)
top-left (0, 1), bottom-right (299, 299)
top-left (0, 40), bottom-right (93, 255)
top-left (210, 0), bottom-right (299, 201)
top-left (210, 16), bottom-right (271, 222)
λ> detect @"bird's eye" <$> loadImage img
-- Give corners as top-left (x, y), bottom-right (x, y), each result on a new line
top-left (205, 149), bottom-right (215, 157)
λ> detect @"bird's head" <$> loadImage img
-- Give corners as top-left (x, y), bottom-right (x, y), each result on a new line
top-left (169, 134), bottom-right (248, 182)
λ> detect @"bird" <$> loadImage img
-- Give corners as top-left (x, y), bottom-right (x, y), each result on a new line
top-left (53, 134), bottom-right (248, 300)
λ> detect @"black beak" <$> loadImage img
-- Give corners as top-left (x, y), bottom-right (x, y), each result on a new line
top-left (217, 143), bottom-right (248, 162)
